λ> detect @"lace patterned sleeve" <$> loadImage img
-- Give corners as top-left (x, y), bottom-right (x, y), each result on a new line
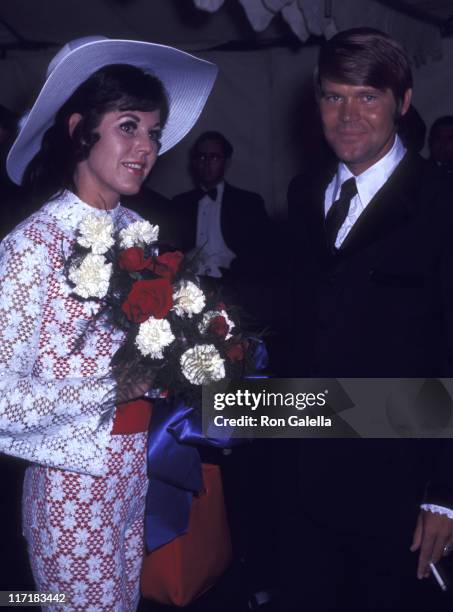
top-left (0, 224), bottom-right (116, 476)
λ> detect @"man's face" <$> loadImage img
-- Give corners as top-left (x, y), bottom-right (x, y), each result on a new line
top-left (191, 138), bottom-right (227, 188)
top-left (429, 125), bottom-right (453, 164)
top-left (319, 78), bottom-right (411, 175)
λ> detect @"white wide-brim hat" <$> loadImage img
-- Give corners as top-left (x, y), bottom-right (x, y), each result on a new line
top-left (7, 36), bottom-right (217, 185)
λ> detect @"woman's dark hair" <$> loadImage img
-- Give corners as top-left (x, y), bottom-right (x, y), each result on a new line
top-left (22, 64), bottom-right (169, 203)
top-left (317, 28), bottom-right (413, 110)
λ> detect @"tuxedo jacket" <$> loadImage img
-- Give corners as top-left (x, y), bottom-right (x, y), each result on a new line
top-left (170, 182), bottom-right (271, 280)
top-left (287, 152), bottom-right (453, 534)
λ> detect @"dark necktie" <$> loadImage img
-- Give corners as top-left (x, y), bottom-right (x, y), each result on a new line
top-left (325, 177), bottom-right (357, 249)
top-left (196, 187), bottom-right (218, 201)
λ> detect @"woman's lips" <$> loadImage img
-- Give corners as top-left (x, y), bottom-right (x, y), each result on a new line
top-left (122, 162), bottom-right (145, 176)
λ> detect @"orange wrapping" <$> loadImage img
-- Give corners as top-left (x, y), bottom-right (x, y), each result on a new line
top-left (140, 463), bottom-right (232, 607)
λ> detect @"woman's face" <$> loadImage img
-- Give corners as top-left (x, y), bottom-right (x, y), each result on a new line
top-left (71, 108), bottom-right (161, 209)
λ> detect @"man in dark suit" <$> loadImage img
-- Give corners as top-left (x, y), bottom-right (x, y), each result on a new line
top-left (171, 131), bottom-right (271, 313)
top-left (283, 28), bottom-right (453, 611)
top-left (122, 183), bottom-right (174, 243)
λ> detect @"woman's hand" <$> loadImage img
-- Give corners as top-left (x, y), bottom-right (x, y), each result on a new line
top-left (114, 363), bottom-right (155, 405)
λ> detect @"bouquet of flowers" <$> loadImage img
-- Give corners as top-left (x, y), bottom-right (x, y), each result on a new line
top-left (66, 212), bottom-right (258, 406)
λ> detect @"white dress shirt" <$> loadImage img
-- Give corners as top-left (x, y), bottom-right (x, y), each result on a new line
top-left (324, 135), bottom-right (406, 248)
top-left (195, 180), bottom-right (236, 277)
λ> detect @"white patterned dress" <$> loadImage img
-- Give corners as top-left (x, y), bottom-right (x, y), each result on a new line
top-left (0, 191), bottom-right (149, 611)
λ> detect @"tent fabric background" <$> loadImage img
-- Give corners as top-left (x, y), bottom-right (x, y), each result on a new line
top-left (195, 0), bottom-right (441, 64)
top-left (0, 0), bottom-right (442, 58)
top-left (0, 0), bottom-right (451, 218)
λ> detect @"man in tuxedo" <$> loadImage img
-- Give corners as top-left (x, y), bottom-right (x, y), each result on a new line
top-left (283, 28), bottom-right (453, 611)
top-left (172, 134), bottom-right (276, 608)
top-left (171, 131), bottom-right (271, 310)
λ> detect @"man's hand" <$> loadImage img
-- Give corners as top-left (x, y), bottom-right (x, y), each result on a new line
top-left (410, 510), bottom-right (453, 578)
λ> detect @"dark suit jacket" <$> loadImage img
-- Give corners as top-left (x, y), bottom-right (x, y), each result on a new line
top-left (170, 182), bottom-right (271, 280)
top-left (122, 186), bottom-right (174, 244)
top-left (288, 152), bottom-right (453, 534)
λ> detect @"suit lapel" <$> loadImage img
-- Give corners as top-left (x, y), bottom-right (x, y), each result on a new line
top-left (183, 190), bottom-right (201, 251)
top-left (220, 182), bottom-right (234, 247)
top-left (304, 167), bottom-right (336, 258)
top-left (335, 153), bottom-right (420, 258)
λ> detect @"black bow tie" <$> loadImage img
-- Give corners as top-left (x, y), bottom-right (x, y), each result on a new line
top-left (325, 177), bottom-right (357, 250)
top-left (196, 187), bottom-right (218, 201)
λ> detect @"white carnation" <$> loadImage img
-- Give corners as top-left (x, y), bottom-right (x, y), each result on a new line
top-left (77, 213), bottom-right (114, 254)
top-left (172, 281), bottom-right (206, 318)
top-left (180, 344), bottom-right (225, 385)
top-left (198, 309), bottom-right (235, 339)
top-left (135, 317), bottom-right (175, 359)
top-left (68, 253), bottom-right (112, 299)
top-left (119, 220), bottom-right (159, 248)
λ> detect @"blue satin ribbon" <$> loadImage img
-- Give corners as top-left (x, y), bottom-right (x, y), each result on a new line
top-left (144, 338), bottom-right (268, 552)
top-left (144, 400), bottom-right (238, 551)
top-left (246, 337), bottom-right (269, 375)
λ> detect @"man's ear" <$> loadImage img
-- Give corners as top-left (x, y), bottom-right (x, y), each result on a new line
top-left (68, 113), bottom-right (83, 138)
top-left (400, 88), bottom-right (413, 118)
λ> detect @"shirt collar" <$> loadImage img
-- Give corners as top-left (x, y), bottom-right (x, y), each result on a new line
top-left (334, 135), bottom-right (406, 207)
top-left (215, 180), bottom-right (225, 202)
top-left (200, 180), bottom-right (225, 204)
top-left (43, 189), bottom-right (122, 232)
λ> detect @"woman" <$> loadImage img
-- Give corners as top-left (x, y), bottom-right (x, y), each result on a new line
top-left (1, 36), bottom-right (216, 611)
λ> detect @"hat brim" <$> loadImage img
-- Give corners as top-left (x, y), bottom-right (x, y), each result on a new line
top-left (7, 39), bottom-right (217, 185)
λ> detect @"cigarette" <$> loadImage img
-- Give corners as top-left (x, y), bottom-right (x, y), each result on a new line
top-left (430, 562), bottom-right (447, 591)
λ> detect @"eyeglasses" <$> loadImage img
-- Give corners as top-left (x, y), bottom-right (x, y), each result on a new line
top-left (192, 153), bottom-right (225, 163)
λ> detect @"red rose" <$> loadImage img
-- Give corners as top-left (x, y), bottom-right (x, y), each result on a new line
top-left (122, 278), bottom-right (173, 322)
top-left (225, 340), bottom-right (245, 362)
top-left (148, 251), bottom-right (184, 279)
top-left (208, 315), bottom-right (229, 340)
top-left (119, 247), bottom-right (150, 272)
